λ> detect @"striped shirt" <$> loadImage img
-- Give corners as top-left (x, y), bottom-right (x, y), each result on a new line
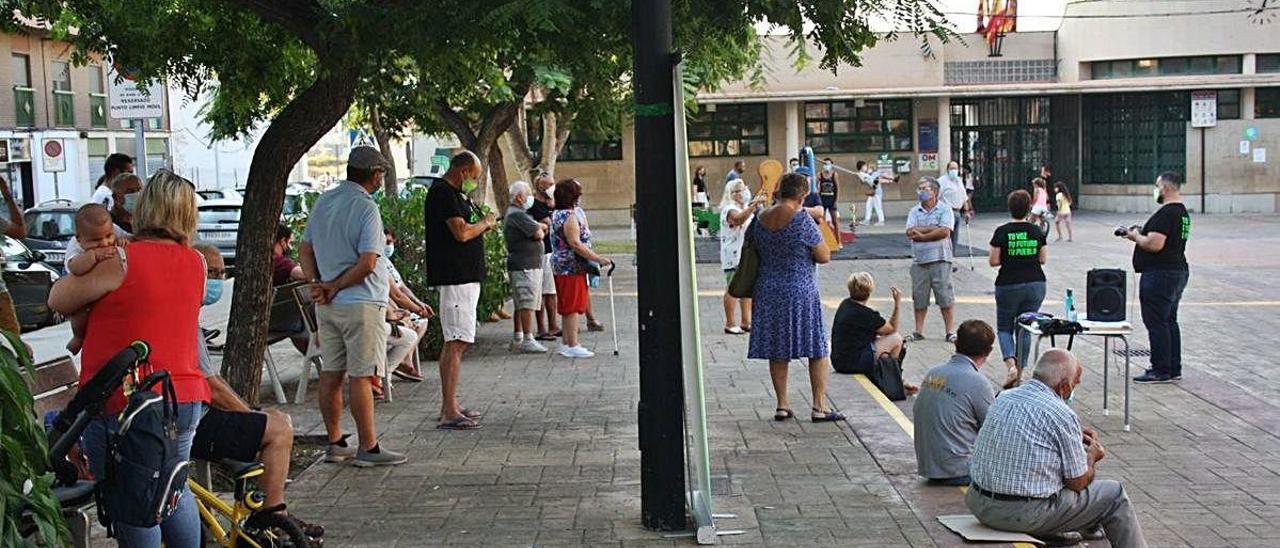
top-left (969, 380), bottom-right (1088, 498)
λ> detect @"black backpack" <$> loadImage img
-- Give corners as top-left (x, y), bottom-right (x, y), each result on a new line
top-left (869, 354), bottom-right (908, 401)
top-left (96, 371), bottom-right (189, 534)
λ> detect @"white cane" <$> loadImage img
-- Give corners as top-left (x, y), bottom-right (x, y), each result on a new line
top-left (964, 215), bottom-right (975, 271)
top-left (607, 262), bottom-right (619, 356)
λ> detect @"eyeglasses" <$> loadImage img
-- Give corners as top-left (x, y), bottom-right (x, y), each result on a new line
top-left (207, 268), bottom-right (226, 280)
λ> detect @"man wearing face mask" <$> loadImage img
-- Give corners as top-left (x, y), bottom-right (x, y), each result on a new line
top-left (504, 181), bottom-right (548, 353)
top-left (938, 160), bottom-right (969, 258)
top-left (967, 349), bottom-right (1146, 548)
top-left (529, 174), bottom-right (560, 340)
top-left (906, 177), bottom-right (956, 342)
top-left (424, 151), bottom-right (496, 430)
top-left (788, 158), bottom-right (800, 172)
top-left (300, 146), bottom-right (407, 466)
top-left (109, 172), bottom-right (143, 233)
top-left (1126, 171), bottom-right (1191, 384)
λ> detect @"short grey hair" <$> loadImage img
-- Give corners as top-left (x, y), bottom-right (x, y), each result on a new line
top-left (1032, 348), bottom-right (1079, 387)
top-left (509, 180), bottom-right (531, 202)
top-left (918, 176), bottom-right (940, 192)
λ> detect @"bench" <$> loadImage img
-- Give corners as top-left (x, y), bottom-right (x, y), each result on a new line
top-left (25, 356), bottom-right (93, 548)
top-left (261, 281), bottom-right (306, 404)
top-left (290, 283), bottom-right (325, 404)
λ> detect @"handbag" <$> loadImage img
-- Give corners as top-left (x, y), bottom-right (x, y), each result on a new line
top-left (869, 354), bottom-right (908, 401)
top-left (727, 231), bottom-right (759, 299)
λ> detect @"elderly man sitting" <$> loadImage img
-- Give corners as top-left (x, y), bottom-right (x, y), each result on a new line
top-left (912, 319), bottom-right (996, 486)
top-left (967, 349), bottom-right (1147, 548)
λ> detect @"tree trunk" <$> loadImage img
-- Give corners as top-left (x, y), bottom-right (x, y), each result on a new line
top-left (504, 108), bottom-right (539, 179)
top-left (488, 141), bottom-right (509, 208)
top-left (370, 105), bottom-right (398, 195)
top-left (222, 60), bottom-right (361, 404)
top-left (543, 111), bottom-right (575, 177)
top-left (435, 95), bottom-right (526, 210)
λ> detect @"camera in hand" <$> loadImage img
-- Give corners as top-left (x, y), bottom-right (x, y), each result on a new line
top-left (1113, 225), bottom-right (1137, 237)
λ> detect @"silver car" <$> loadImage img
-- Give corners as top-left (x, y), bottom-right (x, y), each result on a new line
top-left (196, 200), bottom-right (240, 271)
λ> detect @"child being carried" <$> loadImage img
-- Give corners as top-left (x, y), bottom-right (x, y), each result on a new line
top-left (64, 204), bottom-right (127, 354)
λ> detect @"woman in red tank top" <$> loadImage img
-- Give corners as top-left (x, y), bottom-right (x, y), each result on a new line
top-left (49, 170), bottom-right (208, 547)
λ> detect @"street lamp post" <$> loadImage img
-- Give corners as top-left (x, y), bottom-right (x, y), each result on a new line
top-left (632, 0), bottom-right (688, 532)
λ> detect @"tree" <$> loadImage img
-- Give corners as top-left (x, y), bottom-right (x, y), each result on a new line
top-left (9, 0), bottom-right (951, 405)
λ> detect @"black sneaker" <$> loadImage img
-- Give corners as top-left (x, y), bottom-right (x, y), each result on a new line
top-left (1133, 370), bottom-right (1174, 384)
top-left (1171, 373), bottom-right (1182, 381)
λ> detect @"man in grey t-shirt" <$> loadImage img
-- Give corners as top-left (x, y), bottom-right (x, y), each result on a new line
top-left (906, 177), bottom-right (956, 342)
top-left (504, 181), bottom-right (548, 353)
top-left (913, 319), bottom-right (996, 485)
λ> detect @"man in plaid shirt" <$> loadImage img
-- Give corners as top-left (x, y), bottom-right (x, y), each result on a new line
top-left (967, 349), bottom-right (1147, 548)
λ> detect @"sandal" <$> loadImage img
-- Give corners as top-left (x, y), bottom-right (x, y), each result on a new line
top-left (392, 367), bottom-right (423, 382)
top-left (811, 408), bottom-right (846, 423)
top-left (437, 417), bottom-right (482, 430)
top-left (773, 408), bottom-right (794, 421)
top-left (945, 333), bottom-right (958, 343)
top-left (905, 332), bottom-right (925, 343)
top-left (535, 332), bottom-right (558, 341)
top-left (461, 407), bottom-right (483, 419)
top-left (1003, 366), bottom-right (1022, 390)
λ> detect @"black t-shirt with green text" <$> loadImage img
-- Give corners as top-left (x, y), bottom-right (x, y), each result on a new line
top-left (1133, 202), bottom-right (1190, 273)
top-left (990, 221), bottom-right (1046, 286)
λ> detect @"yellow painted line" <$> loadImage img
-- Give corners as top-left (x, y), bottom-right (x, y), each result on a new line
top-left (854, 374), bottom-right (914, 440)
top-left (851, 373), bottom-right (1036, 548)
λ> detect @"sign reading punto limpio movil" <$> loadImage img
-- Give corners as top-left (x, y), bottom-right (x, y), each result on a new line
top-left (108, 67), bottom-right (164, 120)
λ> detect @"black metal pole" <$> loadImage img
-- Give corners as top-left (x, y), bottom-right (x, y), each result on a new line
top-left (1200, 127), bottom-right (1206, 213)
top-left (632, 0), bottom-right (688, 532)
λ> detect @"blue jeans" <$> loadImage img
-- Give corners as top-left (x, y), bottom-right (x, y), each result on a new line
top-left (1139, 269), bottom-right (1189, 377)
top-left (82, 402), bottom-right (204, 548)
top-left (994, 281), bottom-right (1046, 366)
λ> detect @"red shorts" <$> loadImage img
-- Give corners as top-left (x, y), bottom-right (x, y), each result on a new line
top-left (554, 274), bottom-right (589, 315)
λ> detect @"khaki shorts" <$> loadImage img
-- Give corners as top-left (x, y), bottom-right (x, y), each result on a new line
top-left (541, 254), bottom-right (557, 296)
top-left (439, 283), bottom-right (481, 343)
top-left (911, 261), bottom-right (955, 310)
top-left (316, 302), bottom-right (387, 378)
top-left (510, 269), bottom-right (543, 311)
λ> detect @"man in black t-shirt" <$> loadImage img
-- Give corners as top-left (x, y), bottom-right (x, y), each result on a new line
top-left (424, 151), bottom-right (496, 429)
top-left (529, 173), bottom-right (560, 340)
top-left (1125, 171), bottom-right (1191, 384)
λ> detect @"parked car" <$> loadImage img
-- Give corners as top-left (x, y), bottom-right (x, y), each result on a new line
top-left (402, 175), bottom-right (445, 195)
top-left (196, 188), bottom-right (244, 205)
top-left (22, 200), bottom-right (78, 272)
top-left (196, 200), bottom-right (241, 272)
top-left (1, 236), bottom-right (60, 330)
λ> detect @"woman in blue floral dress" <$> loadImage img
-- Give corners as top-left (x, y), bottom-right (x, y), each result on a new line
top-left (549, 178), bottom-right (612, 359)
top-left (748, 172), bottom-right (843, 422)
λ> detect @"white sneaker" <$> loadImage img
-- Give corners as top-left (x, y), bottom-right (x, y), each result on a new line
top-left (519, 340), bottom-right (548, 353)
top-left (558, 345), bottom-right (595, 359)
top-left (875, 222), bottom-right (885, 226)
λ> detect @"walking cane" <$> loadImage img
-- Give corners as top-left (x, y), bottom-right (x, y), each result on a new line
top-left (607, 263), bottom-right (619, 356)
top-left (964, 215), bottom-right (975, 271)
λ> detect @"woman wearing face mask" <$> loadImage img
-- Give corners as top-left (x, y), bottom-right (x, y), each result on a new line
top-left (817, 158), bottom-right (840, 235)
top-left (719, 179), bottom-right (764, 335)
top-left (49, 170), bottom-right (209, 547)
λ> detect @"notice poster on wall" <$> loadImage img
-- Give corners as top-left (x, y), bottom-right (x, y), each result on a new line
top-left (1241, 140), bottom-right (1251, 155)
top-left (1254, 148), bottom-right (1267, 163)
top-left (919, 152), bottom-right (939, 171)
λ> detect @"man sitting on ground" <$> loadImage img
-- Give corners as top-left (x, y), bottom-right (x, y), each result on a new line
top-left (912, 319), bottom-right (996, 486)
top-left (967, 349), bottom-right (1147, 548)
top-left (191, 244), bottom-right (322, 538)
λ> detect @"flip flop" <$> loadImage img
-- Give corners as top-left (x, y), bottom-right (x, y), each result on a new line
top-left (773, 408), bottom-right (794, 421)
top-left (437, 417), bottom-right (482, 430)
top-left (535, 333), bottom-right (558, 341)
top-left (811, 408), bottom-right (846, 423)
top-left (461, 407), bottom-right (483, 419)
top-left (392, 367), bottom-right (424, 382)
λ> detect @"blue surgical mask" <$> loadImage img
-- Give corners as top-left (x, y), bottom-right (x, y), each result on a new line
top-left (384, 244), bottom-right (395, 258)
top-left (122, 192), bottom-right (140, 212)
top-left (947, 169), bottom-right (959, 179)
top-left (202, 278), bottom-right (224, 306)
top-left (917, 190), bottom-right (932, 202)
top-left (523, 195), bottom-right (535, 210)
top-left (823, 162), bottom-right (833, 172)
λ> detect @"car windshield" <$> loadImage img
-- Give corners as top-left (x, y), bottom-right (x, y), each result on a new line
top-left (199, 206), bottom-right (241, 225)
top-left (197, 190), bottom-right (224, 201)
top-left (25, 211), bottom-right (76, 240)
top-left (283, 195), bottom-right (302, 216)
top-left (2, 236), bottom-right (30, 260)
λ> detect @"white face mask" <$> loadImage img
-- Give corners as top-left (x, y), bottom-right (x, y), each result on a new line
top-left (384, 244), bottom-right (395, 258)
top-left (522, 194), bottom-right (535, 210)
top-left (1153, 186), bottom-right (1163, 204)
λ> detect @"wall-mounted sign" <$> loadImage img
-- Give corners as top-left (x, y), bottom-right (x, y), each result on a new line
top-left (42, 139), bottom-right (65, 172)
top-left (9, 139), bottom-right (31, 162)
top-left (1241, 140), bottom-right (1251, 155)
top-left (0, 140), bottom-right (10, 163)
top-left (109, 68), bottom-right (165, 120)
top-left (919, 152), bottom-right (939, 171)
top-left (1254, 148), bottom-right (1267, 163)
top-left (895, 157), bottom-right (912, 174)
top-left (1190, 91), bottom-right (1217, 128)
top-left (1245, 127), bottom-right (1260, 141)
top-left (918, 119), bottom-right (938, 152)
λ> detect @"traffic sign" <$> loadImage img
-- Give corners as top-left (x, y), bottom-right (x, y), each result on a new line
top-left (109, 67), bottom-right (165, 119)
top-left (1191, 91), bottom-right (1217, 128)
top-left (42, 139), bottom-right (65, 172)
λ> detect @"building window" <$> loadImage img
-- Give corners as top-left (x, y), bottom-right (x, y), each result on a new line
top-left (1258, 54), bottom-right (1280, 74)
top-left (51, 60), bottom-right (74, 126)
top-left (1084, 92), bottom-right (1188, 185)
top-left (87, 138), bottom-right (109, 184)
top-left (145, 137), bottom-right (170, 173)
top-left (1216, 89), bottom-right (1241, 120)
top-left (89, 64), bottom-right (107, 128)
top-left (11, 54), bottom-right (33, 127)
top-left (525, 116), bottom-right (623, 162)
top-left (688, 103), bottom-right (768, 157)
top-left (804, 99), bottom-right (912, 153)
top-left (1092, 55), bottom-right (1242, 79)
top-left (1257, 88), bottom-right (1280, 118)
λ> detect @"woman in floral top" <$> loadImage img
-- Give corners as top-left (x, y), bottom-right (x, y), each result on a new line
top-left (550, 179), bottom-right (612, 359)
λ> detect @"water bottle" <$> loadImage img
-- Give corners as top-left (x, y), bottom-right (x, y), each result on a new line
top-left (1064, 288), bottom-right (1078, 322)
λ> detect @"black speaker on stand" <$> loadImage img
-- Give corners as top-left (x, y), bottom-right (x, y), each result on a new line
top-left (1086, 268), bottom-right (1126, 322)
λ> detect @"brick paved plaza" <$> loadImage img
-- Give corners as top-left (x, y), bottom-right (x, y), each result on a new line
top-left (234, 212), bottom-right (1280, 547)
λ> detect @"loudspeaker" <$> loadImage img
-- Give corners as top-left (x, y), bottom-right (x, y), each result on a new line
top-left (1086, 268), bottom-right (1126, 322)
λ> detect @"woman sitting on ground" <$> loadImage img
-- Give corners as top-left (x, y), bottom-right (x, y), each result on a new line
top-left (830, 272), bottom-right (919, 393)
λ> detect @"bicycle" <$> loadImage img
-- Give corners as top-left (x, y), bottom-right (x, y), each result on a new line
top-left (189, 459), bottom-right (312, 547)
